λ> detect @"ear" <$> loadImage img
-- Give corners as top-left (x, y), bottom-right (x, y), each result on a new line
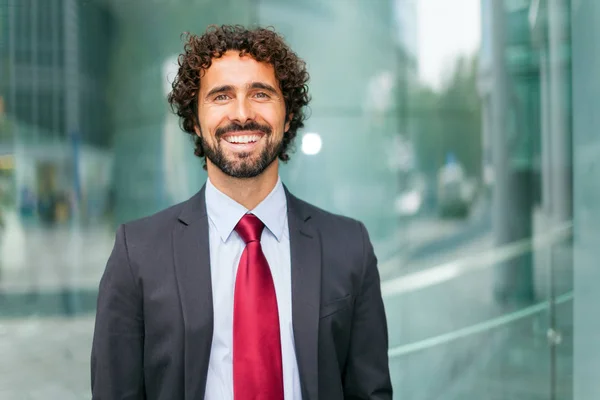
top-left (284, 113), bottom-right (293, 132)
top-left (193, 98), bottom-right (202, 137)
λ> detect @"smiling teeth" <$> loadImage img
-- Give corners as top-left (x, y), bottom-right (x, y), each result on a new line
top-left (225, 135), bottom-right (260, 144)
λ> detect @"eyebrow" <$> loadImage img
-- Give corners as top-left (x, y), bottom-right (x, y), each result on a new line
top-left (204, 82), bottom-right (279, 99)
top-left (205, 85), bottom-right (234, 99)
top-left (248, 82), bottom-right (279, 95)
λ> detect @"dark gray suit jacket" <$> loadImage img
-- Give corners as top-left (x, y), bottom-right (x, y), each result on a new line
top-left (91, 186), bottom-right (392, 400)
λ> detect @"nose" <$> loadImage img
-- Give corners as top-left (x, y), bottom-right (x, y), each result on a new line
top-left (229, 97), bottom-right (256, 125)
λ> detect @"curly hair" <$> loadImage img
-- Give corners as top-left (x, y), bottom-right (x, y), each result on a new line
top-left (167, 25), bottom-right (311, 164)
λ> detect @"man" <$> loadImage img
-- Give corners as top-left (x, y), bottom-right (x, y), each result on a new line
top-left (91, 25), bottom-right (392, 400)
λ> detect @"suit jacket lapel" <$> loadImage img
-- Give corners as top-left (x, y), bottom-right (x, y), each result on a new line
top-left (173, 185), bottom-right (214, 400)
top-left (286, 188), bottom-right (322, 400)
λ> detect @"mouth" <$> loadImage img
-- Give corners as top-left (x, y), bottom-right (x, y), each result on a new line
top-left (220, 131), bottom-right (265, 152)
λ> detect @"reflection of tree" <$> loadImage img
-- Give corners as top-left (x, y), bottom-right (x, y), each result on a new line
top-left (409, 55), bottom-right (482, 181)
top-left (0, 113), bottom-right (13, 144)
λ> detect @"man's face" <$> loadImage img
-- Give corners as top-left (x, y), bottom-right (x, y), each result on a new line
top-left (195, 51), bottom-right (290, 178)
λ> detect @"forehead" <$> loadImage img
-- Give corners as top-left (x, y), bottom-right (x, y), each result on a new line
top-left (200, 50), bottom-right (278, 90)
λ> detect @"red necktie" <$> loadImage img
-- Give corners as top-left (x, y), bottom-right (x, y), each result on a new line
top-left (233, 214), bottom-right (284, 400)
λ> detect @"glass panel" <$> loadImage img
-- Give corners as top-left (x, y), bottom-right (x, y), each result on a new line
top-left (384, 230), bottom-right (572, 399)
top-left (571, 1), bottom-right (600, 399)
top-left (389, 310), bottom-right (555, 399)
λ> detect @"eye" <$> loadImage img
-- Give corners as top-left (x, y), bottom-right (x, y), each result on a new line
top-left (214, 94), bottom-right (230, 101)
top-left (254, 92), bottom-right (270, 99)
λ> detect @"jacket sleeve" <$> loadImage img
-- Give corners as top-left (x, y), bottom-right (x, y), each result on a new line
top-left (342, 222), bottom-right (393, 399)
top-left (91, 224), bottom-right (145, 399)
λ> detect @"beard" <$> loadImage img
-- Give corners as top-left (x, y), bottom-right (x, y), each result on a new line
top-left (201, 121), bottom-right (283, 179)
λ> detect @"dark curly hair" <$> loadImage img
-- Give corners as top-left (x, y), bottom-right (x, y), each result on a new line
top-left (167, 25), bottom-right (311, 165)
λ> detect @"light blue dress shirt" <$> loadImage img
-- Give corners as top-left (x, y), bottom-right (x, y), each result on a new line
top-left (203, 177), bottom-right (302, 400)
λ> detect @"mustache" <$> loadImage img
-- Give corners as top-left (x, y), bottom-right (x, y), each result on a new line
top-left (215, 121), bottom-right (272, 137)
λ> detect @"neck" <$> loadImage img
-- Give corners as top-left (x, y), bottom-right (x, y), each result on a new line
top-left (206, 160), bottom-right (280, 210)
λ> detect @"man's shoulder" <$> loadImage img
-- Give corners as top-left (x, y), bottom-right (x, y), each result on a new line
top-left (291, 195), bottom-right (373, 267)
top-left (120, 198), bottom-right (189, 237)
top-left (290, 194), bottom-right (366, 235)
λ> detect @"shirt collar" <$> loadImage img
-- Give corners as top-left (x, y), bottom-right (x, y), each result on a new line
top-left (205, 177), bottom-right (287, 243)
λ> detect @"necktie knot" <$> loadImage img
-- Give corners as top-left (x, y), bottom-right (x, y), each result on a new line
top-left (235, 214), bottom-right (265, 244)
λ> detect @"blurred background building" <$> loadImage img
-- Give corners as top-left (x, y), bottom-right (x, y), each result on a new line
top-left (0, 0), bottom-right (598, 398)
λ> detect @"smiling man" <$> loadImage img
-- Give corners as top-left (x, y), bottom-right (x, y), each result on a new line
top-left (197, 54), bottom-right (288, 182)
top-left (91, 25), bottom-right (392, 400)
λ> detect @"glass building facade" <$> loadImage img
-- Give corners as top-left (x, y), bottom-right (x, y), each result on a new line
top-left (0, 0), bottom-right (597, 398)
